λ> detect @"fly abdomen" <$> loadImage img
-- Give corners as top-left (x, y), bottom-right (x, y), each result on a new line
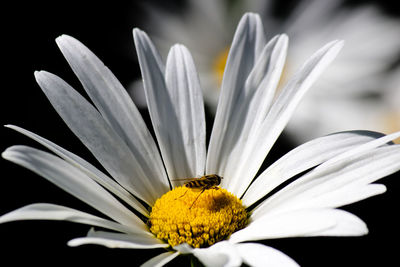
top-left (185, 180), bottom-right (202, 188)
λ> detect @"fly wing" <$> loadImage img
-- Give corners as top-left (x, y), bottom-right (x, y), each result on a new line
top-left (170, 178), bottom-right (197, 182)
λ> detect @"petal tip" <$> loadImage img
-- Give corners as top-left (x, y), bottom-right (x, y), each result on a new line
top-left (33, 70), bottom-right (47, 80)
top-left (242, 12), bottom-right (260, 20)
top-left (67, 239), bottom-right (79, 247)
top-left (279, 33), bottom-right (289, 42)
top-left (55, 34), bottom-right (68, 43)
top-left (329, 39), bottom-right (345, 53)
top-left (133, 28), bottom-right (145, 39)
top-left (1, 147), bottom-right (12, 160)
top-left (55, 34), bottom-right (74, 48)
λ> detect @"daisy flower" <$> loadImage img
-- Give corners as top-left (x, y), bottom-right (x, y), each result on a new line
top-left (2, 13), bottom-right (400, 266)
top-left (132, 0), bottom-right (400, 144)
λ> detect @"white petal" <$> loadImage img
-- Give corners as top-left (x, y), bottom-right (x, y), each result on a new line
top-left (242, 34), bottom-right (288, 132)
top-left (68, 228), bottom-right (167, 249)
top-left (56, 35), bottom-right (169, 196)
top-left (35, 71), bottom-right (167, 205)
top-left (307, 210), bottom-right (368, 237)
top-left (134, 30), bottom-right (206, 181)
top-left (207, 34), bottom-right (288, 195)
top-left (253, 133), bottom-right (400, 218)
top-left (230, 209), bottom-right (332, 243)
top-left (173, 243), bottom-right (193, 254)
top-left (311, 184), bottom-right (387, 211)
top-left (133, 29), bottom-right (178, 179)
top-left (313, 131), bottom-right (400, 172)
top-left (192, 241), bottom-right (242, 267)
top-left (6, 125), bottom-right (148, 216)
top-left (141, 251), bottom-right (180, 267)
top-left (2, 145), bottom-right (146, 233)
top-left (224, 34), bottom-right (287, 194)
top-left (230, 209), bottom-right (366, 244)
top-left (0, 203), bottom-right (134, 234)
top-left (163, 44), bottom-right (206, 179)
top-left (227, 40), bottom-right (343, 197)
top-left (236, 243), bottom-right (299, 267)
top-left (272, 146), bottom-right (399, 213)
top-left (206, 13), bottom-right (267, 177)
top-left (243, 130), bottom-right (386, 206)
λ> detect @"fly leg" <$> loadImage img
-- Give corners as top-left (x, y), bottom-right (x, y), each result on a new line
top-left (175, 188), bottom-right (189, 200)
top-left (189, 188), bottom-right (206, 209)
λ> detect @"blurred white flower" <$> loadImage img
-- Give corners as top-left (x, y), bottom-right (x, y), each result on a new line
top-left (2, 12), bottom-right (400, 267)
top-left (132, 0), bottom-right (400, 143)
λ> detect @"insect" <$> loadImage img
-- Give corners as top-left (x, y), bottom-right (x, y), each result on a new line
top-left (173, 174), bottom-right (223, 209)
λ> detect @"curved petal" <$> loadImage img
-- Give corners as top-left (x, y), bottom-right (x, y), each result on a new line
top-left (68, 228), bottom-right (167, 249)
top-left (56, 35), bottom-right (170, 196)
top-left (263, 146), bottom-right (399, 216)
top-left (192, 241), bottom-right (242, 267)
top-left (226, 40), bottom-right (343, 197)
top-left (312, 131), bottom-right (400, 172)
top-left (236, 243), bottom-right (299, 267)
top-left (0, 203), bottom-right (135, 234)
top-left (2, 145), bottom-right (146, 233)
top-left (307, 210), bottom-right (369, 237)
top-left (6, 125), bottom-right (148, 216)
top-left (229, 209), bottom-right (367, 244)
top-left (241, 34), bottom-right (288, 135)
top-left (141, 251), bottom-right (180, 267)
top-left (308, 183), bottom-right (387, 212)
top-left (253, 133), bottom-right (400, 218)
top-left (242, 130), bottom-right (386, 206)
top-left (35, 71), bottom-right (167, 205)
top-left (207, 33), bottom-right (288, 193)
top-left (206, 13), bottom-right (267, 176)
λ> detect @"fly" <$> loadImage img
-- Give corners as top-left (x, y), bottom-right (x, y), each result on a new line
top-left (173, 174), bottom-right (223, 209)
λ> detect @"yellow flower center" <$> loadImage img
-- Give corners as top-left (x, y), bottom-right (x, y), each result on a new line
top-left (383, 111), bottom-right (400, 143)
top-left (149, 186), bottom-right (249, 248)
top-left (213, 47), bottom-right (230, 85)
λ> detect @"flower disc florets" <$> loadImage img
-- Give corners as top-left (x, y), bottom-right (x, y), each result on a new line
top-left (149, 186), bottom-right (249, 248)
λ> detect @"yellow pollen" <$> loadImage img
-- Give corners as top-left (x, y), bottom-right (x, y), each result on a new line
top-left (213, 47), bottom-right (230, 85)
top-left (382, 111), bottom-right (400, 143)
top-left (277, 61), bottom-right (290, 91)
top-left (148, 186), bottom-right (249, 248)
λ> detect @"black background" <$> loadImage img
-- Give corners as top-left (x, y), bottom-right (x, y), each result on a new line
top-left (1, 0), bottom-right (399, 266)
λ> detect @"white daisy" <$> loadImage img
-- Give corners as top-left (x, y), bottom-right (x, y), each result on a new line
top-left (132, 0), bottom-right (400, 144)
top-left (2, 13), bottom-right (400, 267)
